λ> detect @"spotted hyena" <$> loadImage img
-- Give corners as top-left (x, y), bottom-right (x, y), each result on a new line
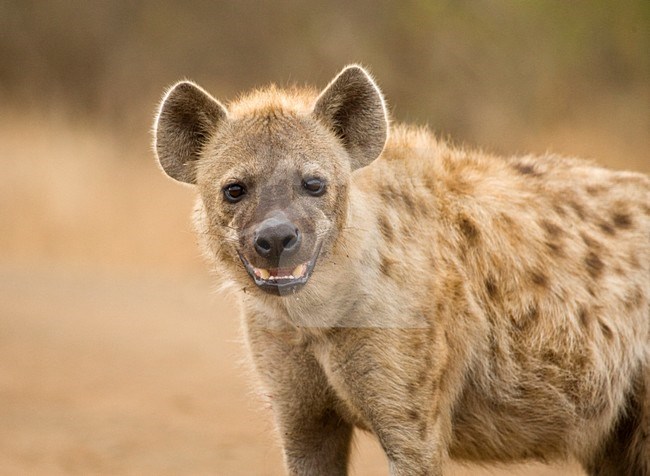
top-left (153, 65), bottom-right (649, 475)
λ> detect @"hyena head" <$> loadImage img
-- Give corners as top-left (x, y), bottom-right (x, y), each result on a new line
top-left (154, 65), bottom-right (388, 296)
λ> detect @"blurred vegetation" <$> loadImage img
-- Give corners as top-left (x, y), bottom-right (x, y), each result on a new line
top-left (1, 0), bottom-right (648, 160)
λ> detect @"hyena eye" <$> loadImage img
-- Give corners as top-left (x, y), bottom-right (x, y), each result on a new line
top-left (223, 183), bottom-right (247, 203)
top-left (302, 178), bottom-right (326, 196)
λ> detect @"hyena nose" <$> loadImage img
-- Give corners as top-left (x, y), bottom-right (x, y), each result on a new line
top-left (254, 216), bottom-right (301, 261)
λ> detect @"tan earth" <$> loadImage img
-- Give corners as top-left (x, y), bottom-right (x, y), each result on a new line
top-left (4, 113), bottom-right (643, 475)
top-left (0, 264), bottom-right (585, 476)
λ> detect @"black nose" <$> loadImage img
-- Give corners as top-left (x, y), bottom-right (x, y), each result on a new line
top-left (254, 214), bottom-right (301, 262)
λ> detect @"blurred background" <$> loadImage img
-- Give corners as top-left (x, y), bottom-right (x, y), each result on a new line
top-left (0, 1), bottom-right (647, 474)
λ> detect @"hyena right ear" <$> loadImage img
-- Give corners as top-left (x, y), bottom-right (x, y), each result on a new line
top-left (154, 81), bottom-right (228, 184)
top-left (314, 65), bottom-right (388, 171)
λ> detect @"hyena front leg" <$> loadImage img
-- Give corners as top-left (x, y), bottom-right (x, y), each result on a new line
top-left (281, 406), bottom-right (353, 476)
top-left (245, 320), bottom-right (353, 476)
top-left (326, 328), bottom-right (450, 476)
top-left (582, 364), bottom-right (650, 476)
top-left (383, 428), bottom-right (445, 476)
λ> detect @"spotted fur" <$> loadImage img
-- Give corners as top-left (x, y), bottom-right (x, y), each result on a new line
top-left (154, 65), bottom-right (650, 476)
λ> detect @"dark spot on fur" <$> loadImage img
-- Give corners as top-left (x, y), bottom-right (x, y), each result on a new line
top-left (586, 185), bottom-right (608, 196)
top-left (514, 305), bottom-right (538, 331)
top-left (458, 215), bottom-right (480, 245)
top-left (553, 204), bottom-right (567, 217)
top-left (406, 381), bottom-right (419, 396)
top-left (599, 319), bottom-right (614, 340)
top-left (379, 187), bottom-right (392, 204)
top-left (422, 174), bottom-right (437, 191)
top-left (542, 349), bottom-right (563, 367)
top-left (580, 232), bottom-right (600, 250)
top-left (402, 192), bottom-right (415, 210)
top-left (379, 253), bottom-right (396, 278)
top-left (411, 337), bottom-right (424, 352)
top-left (545, 241), bottom-right (564, 257)
top-left (430, 377), bottom-right (438, 397)
top-left (625, 286), bottom-right (644, 311)
top-left (541, 220), bottom-right (563, 237)
top-left (628, 252), bottom-right (641, 270)
top-left (587, 285), bottom-right (596, 297)
top-left (528, 305), bottom-right (539, 320)
top-left (422, 352), bottom-right (433, 371)
top-left (450, 278), bottom-right (465, 302)
top-left (485, 276), bottom-right (498, 299)
top-left (598, 221), bottom-right (616, 235)
top-left (513, 162), bottom-right (541, 176)
top-left (542, 220), bottom-right (565, 256)
top-left (585, 252), bottom-right (605, 279)
top-left (612, 212), bottom-right (633, 229)
top-left (407, 409), bottom-right (420, 421)
top-left (384, 182), bottom-right (416, 210)
top-left (500, 213), bottom-right (515, 226)
top-left (579, 307), bottom-right (591, 328)
top-left (416, 368), bottom-right (428, 386)
top-left (418, 420), bottom-right (428, 439)
top-left (531, 270), bottom-right (549, 288)
top-left (378, 215), bottom-right (394, 242)
top-left (568, 200), bottom-right (586, 220)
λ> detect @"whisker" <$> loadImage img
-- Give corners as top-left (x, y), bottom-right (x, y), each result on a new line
top-left (209, 222), bottom-right (239, 231)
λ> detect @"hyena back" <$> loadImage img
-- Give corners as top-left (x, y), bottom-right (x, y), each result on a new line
top-left (154, 65), bottom-right (650, 475)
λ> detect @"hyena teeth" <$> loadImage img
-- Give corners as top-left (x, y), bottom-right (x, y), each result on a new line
top-left (292, 264), bottom-right (306, 277)
top-left (255, 264), bottom-right (307, 281)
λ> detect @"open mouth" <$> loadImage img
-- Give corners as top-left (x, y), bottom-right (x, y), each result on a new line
top-left (238, 245), bottom-right (321, 295)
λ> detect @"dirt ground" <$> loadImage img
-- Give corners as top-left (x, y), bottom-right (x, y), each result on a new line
top-left (3, 113), bottom-right (642, 475)
top-left (0, 262), bottom-right (585, 476)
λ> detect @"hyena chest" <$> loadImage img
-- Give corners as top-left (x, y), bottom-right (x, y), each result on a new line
top-left (310, 340), bottom-right (374, 431)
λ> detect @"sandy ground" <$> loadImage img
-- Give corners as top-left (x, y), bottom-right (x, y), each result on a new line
top-left (0, 262), bottom-right (585, 475)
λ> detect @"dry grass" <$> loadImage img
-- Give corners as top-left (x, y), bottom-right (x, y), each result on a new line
top-left (0, 112), bottom-right (201, 274)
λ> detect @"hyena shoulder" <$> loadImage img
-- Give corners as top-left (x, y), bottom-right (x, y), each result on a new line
top-left (355, 123), bottom-right (650, 464)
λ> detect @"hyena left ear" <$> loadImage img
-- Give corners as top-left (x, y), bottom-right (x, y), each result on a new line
top-left (154, 81), bottom-right (228, 184)
top-left (313, 65), bottom-right (388, 171)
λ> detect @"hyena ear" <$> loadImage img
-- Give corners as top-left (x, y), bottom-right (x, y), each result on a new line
top-left (154, 81), bottom-right (228, 184)
top-left (313, 65), bottom-right (388, 171)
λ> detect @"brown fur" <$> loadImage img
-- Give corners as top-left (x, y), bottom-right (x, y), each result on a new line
top-left (154, 65), bottom-right (650, 475)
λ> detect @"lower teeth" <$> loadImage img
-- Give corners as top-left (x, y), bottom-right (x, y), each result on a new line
top-left (256, 265), bottom-right (306, 281)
